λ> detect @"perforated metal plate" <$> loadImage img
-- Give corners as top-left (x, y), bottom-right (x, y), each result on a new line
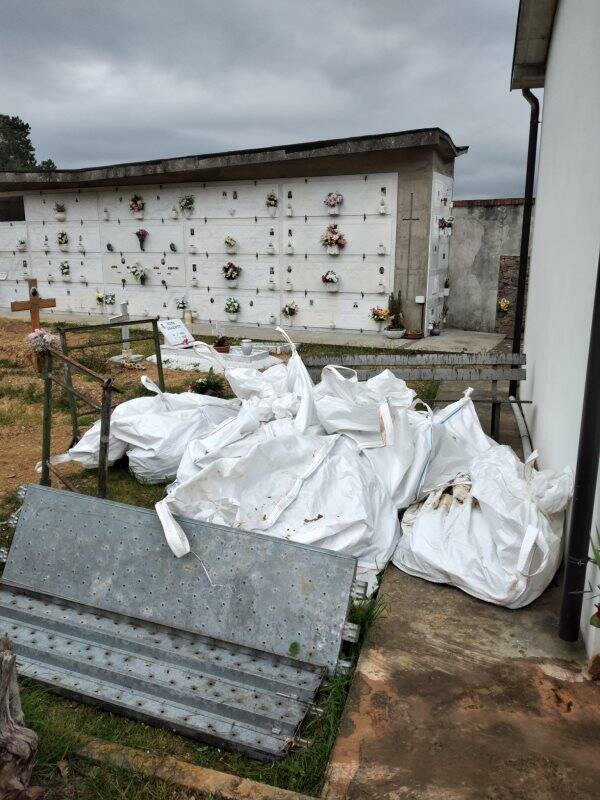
top-left (4, 485), bottom-right (357, 671)
top-left (0, 485), bottom-right (359, 758)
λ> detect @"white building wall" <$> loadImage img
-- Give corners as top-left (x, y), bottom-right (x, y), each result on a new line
top-left (0, 173), bottom-right (398, 332)
top-left (521, 0), bottom-right (600, 655)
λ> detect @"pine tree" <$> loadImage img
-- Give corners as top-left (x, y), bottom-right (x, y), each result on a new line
top-left (0, 115), bottom-right (56, 170)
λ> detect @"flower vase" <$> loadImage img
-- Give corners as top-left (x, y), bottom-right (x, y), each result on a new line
top-left (377, 321), bottom-right (384, 332)
top-left (140, 275), bottom-right (147, 286)
top-left (227, 313), bottom-right (238, 323)
top-left (54, 212), bottom-right (66, 222)
top-left (327, 244), bottom-right (339, 256)
top-left (134, 211), bottom-right (144, 220)
top-left (268, 206), bottom-right (277, 218)
top-left (328, 206), bottom-right (339, 216)
top-left (286, 244), bottom-right (294, 255)
top-left (17, 243), bottom-right (27, 252)
top-left (325, 282), bottom-right (339, 292)
top-left (226, 246), bottom-right (237, 255)
top-left (226, 279), bottom-right (238, 288)
top-left (138, 241), bottom-right (145, 252)
top-left (59, 244), bottom-right (69, 252)
top-left (183, 208), bottom-right (193, 219)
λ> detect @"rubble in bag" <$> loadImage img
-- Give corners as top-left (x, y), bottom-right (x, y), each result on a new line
top-left (393, 445), bottom-right (573, 608)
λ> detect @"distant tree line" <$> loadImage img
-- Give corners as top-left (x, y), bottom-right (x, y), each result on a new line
top-left (0, 115), bottom-right (56, 170)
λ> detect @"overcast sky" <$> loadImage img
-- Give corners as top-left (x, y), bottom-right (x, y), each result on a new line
top-left (1, 0), bottom-right (536, 198)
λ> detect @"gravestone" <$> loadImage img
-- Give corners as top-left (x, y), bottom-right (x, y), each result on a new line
top-left (157, 318), bottom-right (196, 347)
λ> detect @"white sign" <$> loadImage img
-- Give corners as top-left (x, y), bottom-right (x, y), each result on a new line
top-left (0, 273), bottom-right (7, 281)
top-left (158, 318), bottom-right (195, 347)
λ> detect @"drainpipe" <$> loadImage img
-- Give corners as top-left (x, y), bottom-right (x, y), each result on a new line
top-left (510, 88), bottom-right (540, 396)
top-left (559, 250), bottom-right (600, 641)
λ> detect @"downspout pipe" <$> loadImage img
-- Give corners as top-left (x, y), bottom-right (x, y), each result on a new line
top-left (510, 88), bottom-right (540, 396)
top-left (559, 250), bottom-right (600, 641)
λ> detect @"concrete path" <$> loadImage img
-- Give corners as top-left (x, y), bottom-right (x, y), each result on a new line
top-left (324, 570), bottom-right (600, 800)
top-left (6, 311), bottom-right (504, 354)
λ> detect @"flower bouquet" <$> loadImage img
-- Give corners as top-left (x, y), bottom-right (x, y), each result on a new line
top-left (222, 261), bottom-right (242, 285)
top-left (321, 224), bottom-right (347, 255)
top-left (130, 262), bottom-right (147, 285)
top-left (324, 192), bottom-right (343, 216)
top-left (129, 194), bottom-right (145, 218)
top-left (16, 238), bottom-right (27, 252)
top-left (176, 298), bottom-right (188, 311)
top-left (26, 328), bottom-right (59, 353)
top-left (54, 201), bottom-right (66, 221)
top-left (134, 228), bottom-right (148, 251)
top-left (59, 260), bottom-right (70, 277)
top-left (104, 293), bottom-right (116, 305)
top-left (224, 235), bottom-right (237, 254)
top-left (178, 195), bottom-right (195, 217)
top-left (370, 305), bottom-right (389, 329)
top-left (266, 191), bottom-right (278, 217)
top-left (321, 270), bottom-right (339, 292)
top-left (282, 301), bottom-right (298, 318)
top-left (224, 296), bottom-right (240, 322)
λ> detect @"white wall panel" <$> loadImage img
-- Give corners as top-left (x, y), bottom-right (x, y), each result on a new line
top-left (1, 171), bottom-right (404, 332)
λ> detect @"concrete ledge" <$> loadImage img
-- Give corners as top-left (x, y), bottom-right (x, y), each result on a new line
top-left (78, 737), bottom-right (315, 800)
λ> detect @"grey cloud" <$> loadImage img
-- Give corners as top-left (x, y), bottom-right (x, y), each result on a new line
top-left (1, 0), bottom-right (537, 198)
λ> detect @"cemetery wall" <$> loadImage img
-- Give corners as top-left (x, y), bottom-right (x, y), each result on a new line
top-left (0, 156), bottom-right (454, 335)
top-left (447, 199), bottom-right (526, 332)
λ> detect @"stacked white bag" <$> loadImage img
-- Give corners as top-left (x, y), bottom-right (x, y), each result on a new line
top-left (393, 446), bottom-right (573, 608)
top-left (48, 376), bottom-right (240, 484)
top-left (156, 335), bottom-right (400, 593)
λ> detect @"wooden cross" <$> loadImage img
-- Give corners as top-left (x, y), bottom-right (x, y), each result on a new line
top-left (11, 278), bottom-right (56, 330)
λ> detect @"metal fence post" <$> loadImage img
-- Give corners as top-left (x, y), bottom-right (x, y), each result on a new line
top-left (40, 350), bottom-right (53, 487)
top-left (97, 380), bottom-right (113, 499)
top-left (152, 319), bottom-right (165, 391)
top-left (58, 327), bottom-right (80, 446)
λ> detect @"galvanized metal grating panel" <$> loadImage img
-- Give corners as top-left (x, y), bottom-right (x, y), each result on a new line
top-left (0, 486), bottom-right (360, 758)
top-left (0, 591), bottom-right (321, 759)
top-left (5, 485), bottom-right (357, 671)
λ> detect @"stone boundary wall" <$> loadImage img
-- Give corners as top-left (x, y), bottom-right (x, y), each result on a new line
top-left (447, 198), bottom-right (530, 332)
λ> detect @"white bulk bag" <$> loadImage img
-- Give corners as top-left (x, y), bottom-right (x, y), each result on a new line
top-left (156, 432), bottom-right (400, 592)
top-left (393, 445), bottom-right (573, 608)
top-left (313, 365), bottom-right (415, 447)
top-left (275, 328), bottom-right (320, 433)
top-left (45, 376), bottom-right (240, 482)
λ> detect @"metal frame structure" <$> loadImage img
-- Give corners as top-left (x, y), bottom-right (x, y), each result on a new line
top-left (56, 317), bottom-right (165, 446)
top-left (40, 347), bottom-right (119, 499)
